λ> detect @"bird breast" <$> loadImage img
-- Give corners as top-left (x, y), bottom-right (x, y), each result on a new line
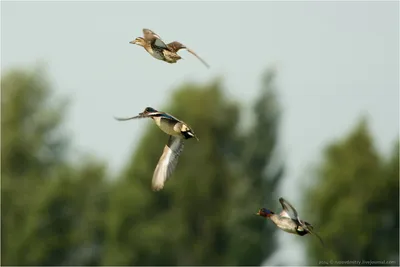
top-left (155, 118), bottom-right (180, 136)
top-left (270, 216), bottom-right (299, 234)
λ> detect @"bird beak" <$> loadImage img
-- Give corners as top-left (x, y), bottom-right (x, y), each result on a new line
top-left (256, 211), bottom-right (260, 216)
top-left (129, 40), bottom-right (136, 44)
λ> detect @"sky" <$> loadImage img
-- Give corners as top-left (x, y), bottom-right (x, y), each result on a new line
top-left (1, 0), bottom-right (399, 265)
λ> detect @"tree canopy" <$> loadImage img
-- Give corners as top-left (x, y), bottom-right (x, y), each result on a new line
top-left (3, 65), bottom-right (396, 266)
top-left (1, 66), bottom-right (284, 265)
top-left (304, 118), bottom-right (399, 265)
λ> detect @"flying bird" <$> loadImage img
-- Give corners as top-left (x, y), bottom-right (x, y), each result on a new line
top-left (114, 107), bottom-right (198, 191)
top-left (256, 197), bottom-right (325, 246)
top-left (129, 28), bottom-right (210, 68)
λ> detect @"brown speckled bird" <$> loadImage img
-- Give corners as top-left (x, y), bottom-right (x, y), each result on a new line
top-left (129, 28), bottom-right (210, 68)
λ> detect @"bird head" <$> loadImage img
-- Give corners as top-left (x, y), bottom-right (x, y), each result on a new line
top-left (139, 107), bottom-right (158, 116)
top-left (129, 37), bottom-right (146, 47)
top-left (256, 208), bottom-right (274, 218)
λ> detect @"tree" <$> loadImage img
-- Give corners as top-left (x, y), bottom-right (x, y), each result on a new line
top-left (1, 66), bottom-right (284, 265)
top-left (304, 118), bottom-right (399, 265)
top-left (1, 66), bottom-right (69, 265)
top-left (373, 139), bottom-right (399, 261)
top-left (227, 68), bottom-right (284, 265)
top-left (1, 67), bottom-right (107, 265)
top-left (102, 69), bottom-right (284, 265)
top-left (1, 67), bottom-right (69, 180)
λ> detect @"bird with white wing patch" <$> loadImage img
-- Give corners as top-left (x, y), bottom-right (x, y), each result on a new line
top-left (114, 107), bottom-right (198, 191)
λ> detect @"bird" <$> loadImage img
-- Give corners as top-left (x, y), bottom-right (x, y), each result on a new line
top-left (114, 107), bottom-right (198, 191)
top-left (256, 197), bottom-right (325, 246)
top-left (129, 28), bottom-right (210, 68)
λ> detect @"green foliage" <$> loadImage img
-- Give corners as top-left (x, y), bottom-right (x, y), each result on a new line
top-left (1, 67), bottom-right (69, 179)
top-left (1, 68), bottom-right (107, 266)
top-left (1, 66), bottom-right (283, 265)
top-left (305, 118), bottom-right (399, 264)
top-left (102, 71), bottom-right (283, 265)
top-left (228, 69), bottom-right (284, 264)
top-left (4, 63), bottom-right (396, 266)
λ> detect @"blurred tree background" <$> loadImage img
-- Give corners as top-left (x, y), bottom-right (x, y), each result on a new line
top-left (304, 119), bottom-right (399, 265)
top-left (1, 66), bottom-right (284, 265)
top-left (1, 66), bottom-right (398, 265)
top-left (1, 67), bottom-right (108, 265)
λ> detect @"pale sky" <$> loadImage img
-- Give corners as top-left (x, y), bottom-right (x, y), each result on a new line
top-left (1, 0), bottom-right (399, 265)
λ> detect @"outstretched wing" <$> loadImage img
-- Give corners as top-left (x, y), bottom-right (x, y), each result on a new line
top-left (114, 110), bottom-right (166, 121)
top-left (310, 230), bottom-right (325, 247)
top-left (303, 222), bottom-right (325, 247)
top-left (184, 47), bottom-right (210, 68)
top-left (166, 41), bottom-right (209, 68)
top-left (113, 115), bottom-right (144, 121)
top-left (143, 28), bottom-right (170, 50)
top-left (279, 197), bottom-right (300, 220)
top-left (158, 112), bottom-right (181, 123)
top-left (280, 197), bottom-right (324, 246)
top-left (151, 136), bottom-right (184, 191)
top-left (166, 41), bottom-right (186, 52)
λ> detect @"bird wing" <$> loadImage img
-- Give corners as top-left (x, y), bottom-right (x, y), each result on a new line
top-left (113, 115), bottom-right (144, 121)
top-left (184, 47), bottom-right (210, 69)
top-left (304, 224), bottom-right (325, 247)
top-left (280, 197), bottom-right (324, 246)
top-left (114, 111), bottom-right (167, 121)
top-left (158, 112), bottom-right (181, 122)
top-left (166, 41), bottom-right (209, 68)
top-left (151, 136), bottom-right (184, 191)
top-left (311, 231), bottom-right (325, 247)
top-left (142, 28), bottom-right (170, 50)
top-left (279, 197), bottom-right (300, 220)
top-left (166, 41), bottom-right (186, 52)
top-left (153, 38), bottom-right (169, 50)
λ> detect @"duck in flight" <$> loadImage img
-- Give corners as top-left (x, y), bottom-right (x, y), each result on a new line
top-left (129, 28), bottom-right (210, 68)
top-left (256, 197), bottom-right (324, 246)
top-left (114, 107), bottom-right (198, 191)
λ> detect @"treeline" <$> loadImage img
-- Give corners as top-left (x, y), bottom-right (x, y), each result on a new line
top-left (1, 66), bottom-right (398, 266)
